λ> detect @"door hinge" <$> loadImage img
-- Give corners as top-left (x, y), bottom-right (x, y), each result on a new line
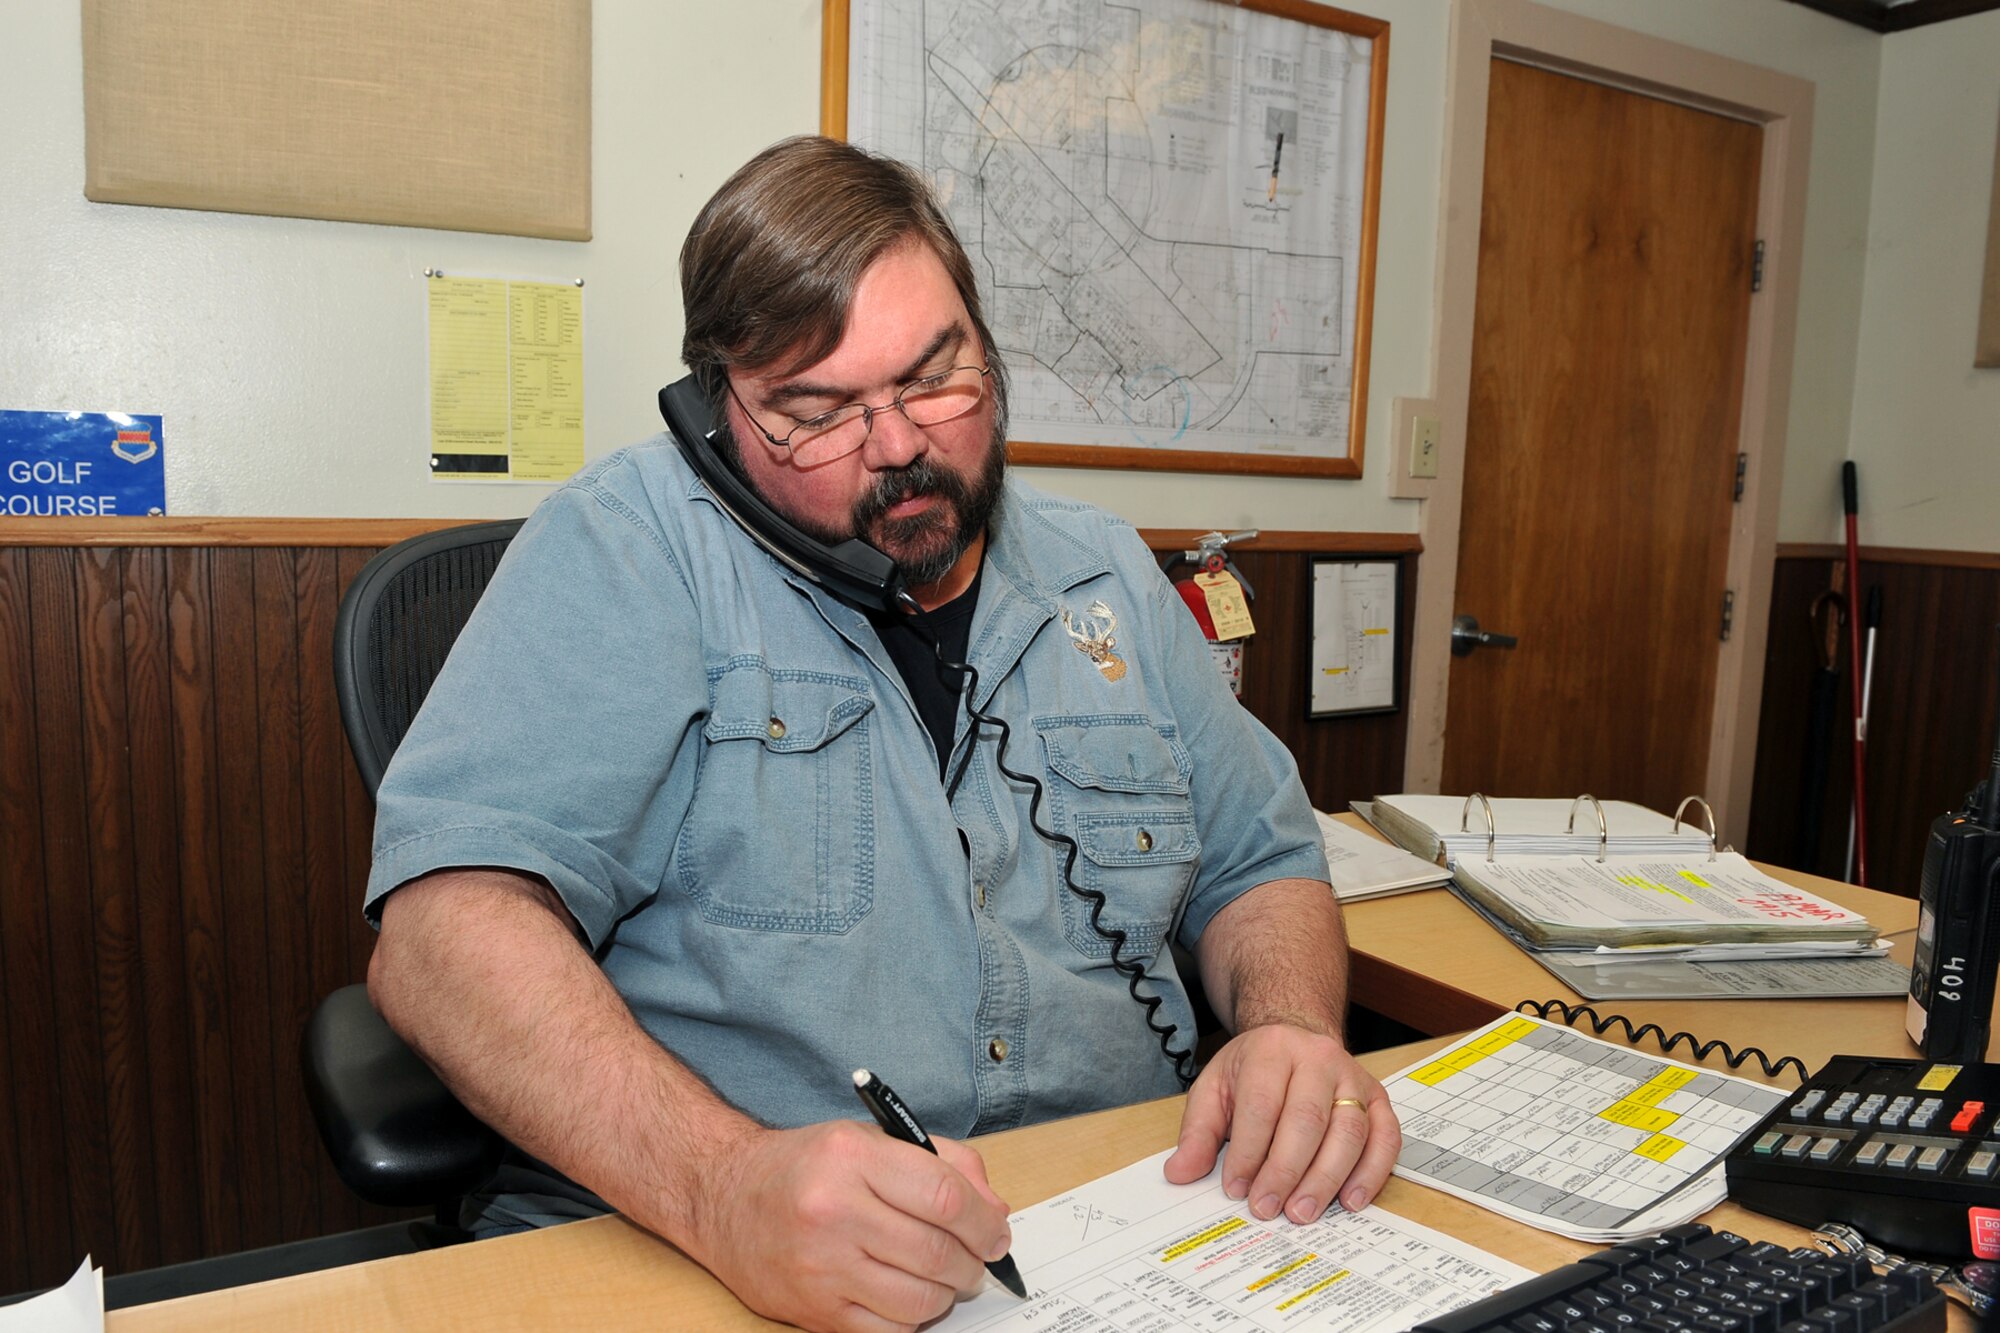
top-left (1733, 452), bottom-right (1748, 503)
top-left (1720, 588), bottom-right (1736, 642)
top-left (1751, 240), bottom-right (1765, 293)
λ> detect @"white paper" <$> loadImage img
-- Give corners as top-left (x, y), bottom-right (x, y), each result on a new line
top-left (1465, 853), bottom-right (1868, 933)
top-left (1310, 563), bottom-right (1398, 713)
top-left (0, 1256), bottom-right (103, 1332)
top-left (1382, 1015), bottom-right (1785, 1243)
top-left (1314, 810), bottom-right (1449, 901)
top-left (934, 1149), bottom-right (1534, 1331)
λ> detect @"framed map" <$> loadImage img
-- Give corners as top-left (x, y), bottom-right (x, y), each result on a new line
top-left (827, 0), bottom-right (1388, 477)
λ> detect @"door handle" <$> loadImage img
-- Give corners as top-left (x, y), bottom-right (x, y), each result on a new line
top-left (1451, 614), bottom-right (1519, 657)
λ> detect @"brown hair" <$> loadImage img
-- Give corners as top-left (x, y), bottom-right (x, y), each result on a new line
top-left (679, 136), bottom-right (1004, 430)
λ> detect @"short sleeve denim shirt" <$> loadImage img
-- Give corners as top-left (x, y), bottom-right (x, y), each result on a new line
top-left (367, 437), bottom-right (1329, 1223)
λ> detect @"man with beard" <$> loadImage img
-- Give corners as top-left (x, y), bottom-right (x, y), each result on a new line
top-left (365, 136), bottom-right (1400, 1332)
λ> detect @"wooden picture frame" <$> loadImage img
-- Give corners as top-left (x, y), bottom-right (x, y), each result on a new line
top-left (825, 0), bottom-right (1388, 478)
top-left (1307, 556), bottom-right (1402, 717)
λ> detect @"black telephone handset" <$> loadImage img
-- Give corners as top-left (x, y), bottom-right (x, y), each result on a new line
top-left (657, 375), bottom-right (913, 615)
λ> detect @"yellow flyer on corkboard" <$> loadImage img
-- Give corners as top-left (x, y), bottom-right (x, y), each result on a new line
top-left (428, 274), bottom-right (585, 482)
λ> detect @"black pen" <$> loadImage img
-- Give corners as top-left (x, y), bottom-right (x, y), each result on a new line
top-left (851, 1068), bottom-right (1028, 1299)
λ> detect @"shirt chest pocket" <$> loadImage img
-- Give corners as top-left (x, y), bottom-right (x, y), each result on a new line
top-left (1036, 717), bottom-right (1200, 960)
top-left (672, 663), bottom-right (876, 933)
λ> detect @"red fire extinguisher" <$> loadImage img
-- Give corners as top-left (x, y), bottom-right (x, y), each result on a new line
top-left (1169, 530), bottom-right (1258, 698)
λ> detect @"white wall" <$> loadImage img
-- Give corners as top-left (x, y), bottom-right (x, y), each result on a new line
top-left (2, 1), bottom-right (824, 520)
top-left (1843, 10), bottom-right (2000, 554)
top-left (0, 0), bottom-right (1971, 548)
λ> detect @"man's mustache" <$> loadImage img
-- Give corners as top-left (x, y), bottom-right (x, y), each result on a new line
top-left (854, 458), bottom-right (961, 527)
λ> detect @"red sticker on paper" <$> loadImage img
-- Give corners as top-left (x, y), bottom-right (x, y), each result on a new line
top-left (1971, 1207), bottom-right (2000, 1260)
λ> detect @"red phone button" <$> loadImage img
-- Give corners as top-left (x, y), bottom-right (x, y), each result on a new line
top-left (1952, 1101), bottom-right (1986, 1133)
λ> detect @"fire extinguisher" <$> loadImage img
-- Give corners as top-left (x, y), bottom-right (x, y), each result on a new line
top-left (1168, 530), bottom-right (1258, 698)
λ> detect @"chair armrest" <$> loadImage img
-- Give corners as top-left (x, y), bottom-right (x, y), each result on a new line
top-left (301, 984), bottom-right (507, 1208)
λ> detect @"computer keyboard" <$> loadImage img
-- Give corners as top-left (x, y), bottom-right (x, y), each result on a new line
top-left (1411, 1223), bottom-right (1946, 1332)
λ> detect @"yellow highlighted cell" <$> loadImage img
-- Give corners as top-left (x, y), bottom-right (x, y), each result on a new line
top-left (1635, 1133), bottom-right (1687, 1162)
top-left (1599, 1100), bottom-right (1679, 1132)
top-left (1276, 1269), bottom-right (1351, 1311)
top-left (1247, 1254), bottom-right (1317, 1292)
top-left (1615, 873), bottom-right (1695, 904)
top-left (1627, 1069), bottom-right (1695, 1106)
top-left (1411, 1019), bottom-right (1535, 1085)
top-left (1161, 1216), bottom-right (1247, 1262)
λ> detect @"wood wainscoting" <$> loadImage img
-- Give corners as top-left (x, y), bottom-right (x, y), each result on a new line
top-left (1746, 545), bottom-right (2000, 897)
top-left (0, 519), bottom-right (1418, 1294)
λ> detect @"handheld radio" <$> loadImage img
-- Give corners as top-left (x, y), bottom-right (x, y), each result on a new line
top-left (1904, 625), bottom-right (2000, 1062)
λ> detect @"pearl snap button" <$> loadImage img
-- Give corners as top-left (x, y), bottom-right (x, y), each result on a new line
top-left (1136, 828), bottom-right (1154, 852)
top-left (766, 717), bottom-right (786, 739)
top-left (987, 1038), bottom-right (1009, 1062)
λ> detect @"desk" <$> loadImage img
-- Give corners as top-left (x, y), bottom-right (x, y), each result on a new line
top-left (110, 1035), bottom-right (1983, 1331)
top-left (1335, 814), bottom-right (1959, 1071)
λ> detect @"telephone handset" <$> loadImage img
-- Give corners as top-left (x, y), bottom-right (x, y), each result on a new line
top-left (657, 375), bottom-right (914, 615)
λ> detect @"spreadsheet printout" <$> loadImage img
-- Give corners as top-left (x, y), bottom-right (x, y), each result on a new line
top-left (934, 1148), bottom-right (1532, 1331)
top-left (1383, 1014), bottom-right (1786, 1241)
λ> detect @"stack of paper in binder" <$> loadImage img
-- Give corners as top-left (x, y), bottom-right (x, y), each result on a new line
top-left (1360, 793), bottom-right (1884, 965)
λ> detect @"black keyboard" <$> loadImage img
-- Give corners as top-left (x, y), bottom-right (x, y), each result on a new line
top-left (1412, 1223), bottom-right (1946, 1332)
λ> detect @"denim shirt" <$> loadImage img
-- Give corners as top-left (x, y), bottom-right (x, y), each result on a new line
top-left (368, 437), bottom-right (1328, 1222)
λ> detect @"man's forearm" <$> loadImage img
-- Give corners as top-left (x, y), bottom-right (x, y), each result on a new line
top-left (1193, 877), bottom-right (1349, 1039)
top-left (368, 868), bottom-right (751, 1243)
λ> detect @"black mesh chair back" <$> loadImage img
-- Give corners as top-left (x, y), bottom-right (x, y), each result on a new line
top-left (334, 519), bottom-right (524, 798)
top-left (306, 518), bottom-right (523, 1220)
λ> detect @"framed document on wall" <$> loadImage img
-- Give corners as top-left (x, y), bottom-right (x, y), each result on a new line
top-left (825, 0), bottom-right (1389, 478)
top-left (1308, 557), bottom-right (1401, 717)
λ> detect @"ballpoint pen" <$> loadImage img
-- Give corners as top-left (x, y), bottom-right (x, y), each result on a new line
top-left (851, 1068), bottom-right (1028, 1300)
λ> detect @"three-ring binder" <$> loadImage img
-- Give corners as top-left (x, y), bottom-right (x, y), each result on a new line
top-left (1456, 790), bottom-right (1722, 863)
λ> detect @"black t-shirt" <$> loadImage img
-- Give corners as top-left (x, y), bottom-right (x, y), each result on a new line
top-left (867, 567), bottom-right (982, 781)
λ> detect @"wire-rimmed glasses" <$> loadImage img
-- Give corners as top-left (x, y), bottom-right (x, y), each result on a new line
top-left (729, 364), bottom-right (992, 466)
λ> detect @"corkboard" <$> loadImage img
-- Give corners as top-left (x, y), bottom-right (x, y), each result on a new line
top-left (82, 0), bottom-right (591, 240)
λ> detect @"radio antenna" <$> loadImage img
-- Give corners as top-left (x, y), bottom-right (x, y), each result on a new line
top-left (1982, 623), bottom-right (2000, 830)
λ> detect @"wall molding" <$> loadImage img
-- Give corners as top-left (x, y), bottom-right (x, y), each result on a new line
top-left (0, 517), bottom-right (1423, 556)
top-left (1776, 543), bottom-right (2000, 570)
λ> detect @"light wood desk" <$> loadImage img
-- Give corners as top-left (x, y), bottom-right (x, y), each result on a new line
top-left (112, 1035), bottom-right (1982, 1331)
top-left (1334, 814), bottom-right (1964, 1071)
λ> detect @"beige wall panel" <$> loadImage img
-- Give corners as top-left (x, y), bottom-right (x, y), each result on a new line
top-left (83, 0), bottom-right (591, 240)
top-left (1982, 106), bottom-right (2000, 368)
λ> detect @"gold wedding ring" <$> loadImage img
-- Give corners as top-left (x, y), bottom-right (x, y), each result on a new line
top-left (1331, 1097), bottom-right (1368, 1111)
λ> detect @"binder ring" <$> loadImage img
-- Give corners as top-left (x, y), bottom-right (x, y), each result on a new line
top-left (1673, 795), bottom-right (1719, 862)
top-left (1459, 792), bottom-right (1497, 863)
top-left (1566, 794), bottom-right (1609, 863)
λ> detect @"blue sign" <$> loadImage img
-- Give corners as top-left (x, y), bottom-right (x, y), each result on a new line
top-left (0, 410), bottom-right (166, 516)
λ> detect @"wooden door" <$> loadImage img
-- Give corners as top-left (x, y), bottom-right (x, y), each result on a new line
top-left (1441, 60), bottom-right (1762, 814)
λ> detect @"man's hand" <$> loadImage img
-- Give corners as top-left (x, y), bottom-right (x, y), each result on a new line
top-left (682, 1120), bottom-right (1015, 1333)
top-left (1162, 1022), bottom-right (1401, 1224)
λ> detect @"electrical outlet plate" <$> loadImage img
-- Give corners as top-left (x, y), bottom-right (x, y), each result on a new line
top-left (1410, 416), bottom-right (1441, 479)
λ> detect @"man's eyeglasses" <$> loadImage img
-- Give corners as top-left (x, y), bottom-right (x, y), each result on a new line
top-left (729, 364), bottom-right (992, 466)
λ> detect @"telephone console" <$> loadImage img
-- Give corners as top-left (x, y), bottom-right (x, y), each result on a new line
top-left (1725, 1055), bottom-right (2000, 1261)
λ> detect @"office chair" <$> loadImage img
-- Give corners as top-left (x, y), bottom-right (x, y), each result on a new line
top-left (301, 518), bottom-right (523, 1231)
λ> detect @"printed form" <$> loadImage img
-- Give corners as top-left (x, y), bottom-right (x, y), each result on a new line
top-left (1384, 1015), bottom-right (1786, 1242)
top-left (933, 1148), bottom-right (1531, 1331)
